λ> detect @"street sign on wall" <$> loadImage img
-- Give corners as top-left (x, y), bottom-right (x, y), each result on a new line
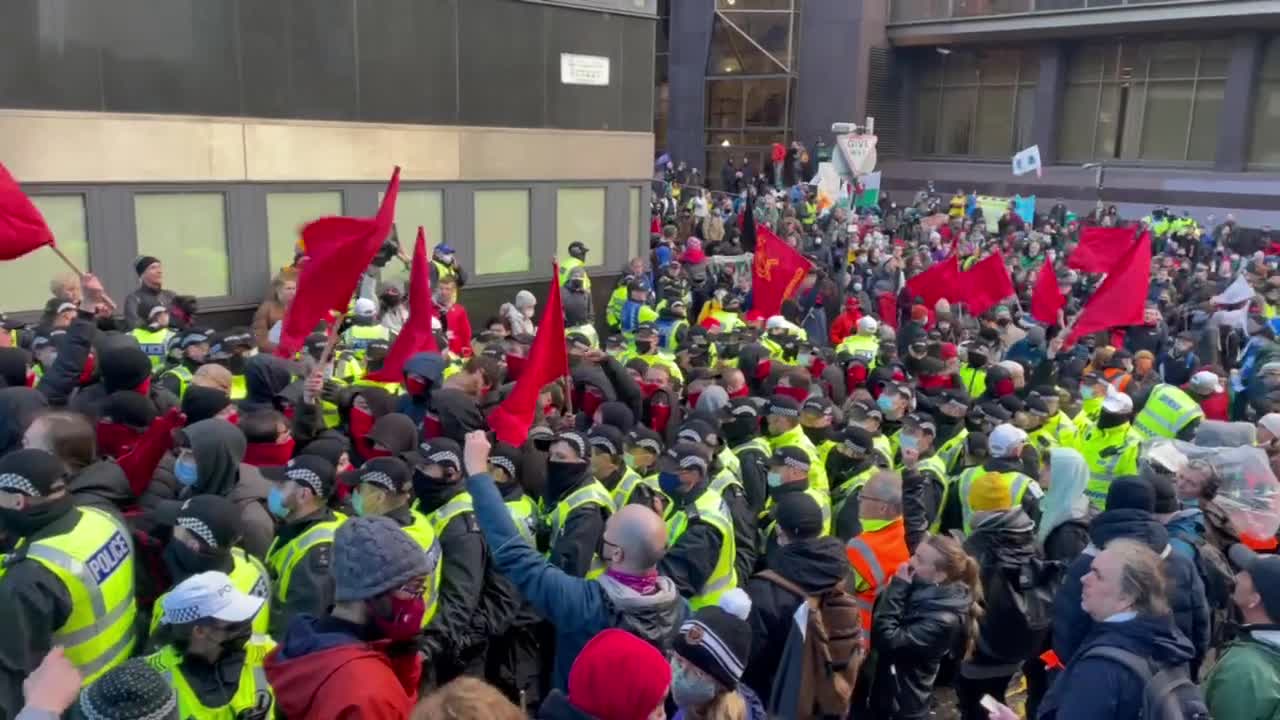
top-left (835, 134), bottom-right (878, 176)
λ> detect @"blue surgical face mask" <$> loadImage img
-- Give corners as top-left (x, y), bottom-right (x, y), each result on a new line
top-left (267, 486), bottom-right (290, 519)
top-left (174, 458), bottom-right (199, 487)
top-left (1081, 387), bottom-right (1095, 401)
top-left (767, 471), bottom-right (784, 488)
top-left (658, 471), bottom-right (682, 495)
top-left (877, 395), bottom-right (896, 413)
top-left (351, 490), bottom-right (367, 517)
top-left (623, 452), bottom-right (637, 470)
top-left (899, 433), bottom-right (919, 452)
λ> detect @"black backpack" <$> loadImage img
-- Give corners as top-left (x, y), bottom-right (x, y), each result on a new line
top-left (1079, 646), bottom-right (1211, 720)
top-left (973, 552), bottom-right (1063, 663)
top-left (1170, 529), bottom-right (1235, 611)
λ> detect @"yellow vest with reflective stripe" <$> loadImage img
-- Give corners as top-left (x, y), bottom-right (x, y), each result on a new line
top-left (717, 447), bottom-right (741, 486)
top-left (914, 454), bottom-right (950, 532)
top-left (836, 334), bottom-right (879, 366)
top-left (709, 467), bottom-right (744, 497)
top-left (957, 466), bottom-right (1036, 534)
top-left (341, 324), bottom-right (390, 356)
top-left (769, 424), bottom-right (829, 492)
top-left (763, 486), bottom-right (833, 539)
top-left (566, 323), bottom-right (600, 349)
top-left (1130, 384), bottom-right (1204, 442)
top-left (230, 374), bottom-right (248, 401)
top-left (832, 465), bottom-right (878, 518)
top-left (148, 638), bottom-right (276, 720)
top-left (611, 467), bottom-right (659, 509)
top-left (667, 488), bottom-right (738, 610)
top-left (506, 494), bottom-right (540, 545)
top-left (432, 259), bottom-right (456, 285)
top-left (150, 549), bottom-right (271, 639)
top-left (266, 516), bottom-right (345, 604)
top-left (161, 365), bottom-right (194, 400)
top-left (606, 285), bottom-right (629, 328)
top-left (398, 509), bottom-right (445, 628)
top-left (16, 507), bottom-right (137, 684)
top-left (708, 310), bottom-right (743, 333)
top-left (546, 482), bottom-right (614, 579)
top-left (1080, 423), bottom-right (1141, 511)
top-left (959, 366), bottom-right (987, 398)
top-left (559, 257), bottom-right (591, 290)
top-left (131, 327), bottom-right (173, 370)
top-left (936, 428), bottom-right (969, 474)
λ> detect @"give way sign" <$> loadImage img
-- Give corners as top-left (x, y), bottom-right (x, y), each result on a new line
top-left (836, 134), bottom-right (878, 176)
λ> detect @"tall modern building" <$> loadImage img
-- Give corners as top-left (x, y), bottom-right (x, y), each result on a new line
top-left (1, 0), bottom-right (656, 324)
top-left (660, 0), bottom-right (1280, 225)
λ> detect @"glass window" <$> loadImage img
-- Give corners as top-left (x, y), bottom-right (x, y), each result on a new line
top-left (1248, 38), bottom-right (1280, 167)
top-left (474, 190), bottom-right (530, 275)
top-left (708, 80), bottom-right (745, 129)
top-left (557, 188), bottom-right (606, 266)
top-left (0, 196), bottom-right (89, 312)
top-left (1059, 83), bottom-right (1101, 162)
top-left (267, 192), bottom-right (343, 276)
top-left (914, 46), bottom-right (1036, 158)
top-left (135, 193), bottom-right (228, 298)
top-left (719, 12), bottom-right (792, 70)
top-left (708, 15), bottom-right (783, 75)
top-left (381, 189), bottom-right (444, 289)
top-left (629, 187), bottom-right (643, 262)
top-left (743, 78), bottom-right (788, 127)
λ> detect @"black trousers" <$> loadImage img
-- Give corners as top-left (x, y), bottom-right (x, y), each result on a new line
top-left (485, 623), bottom-right (543, 712)
top-left (954, 673), bottom-right (1014, 720)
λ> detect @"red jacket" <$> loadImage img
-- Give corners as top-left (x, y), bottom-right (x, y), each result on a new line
top-left (1196, 389), bottom-right (1229, 421)
top-left (438, 302), bottom-right (473, 357)
top-left (265, 620), bottom-right (422, 720)
top-left (829, 306), bottom-right (863, 345)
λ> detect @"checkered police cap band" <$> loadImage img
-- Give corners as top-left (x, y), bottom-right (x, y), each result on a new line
top-left (286, 467), bottom-right (323, 495)
top-left (491, 456), bottom-right (516, 477)
top-left (781, 456), bottom-right (809, 471)
top-left (558, 432), bottom-right (588, 458)
top-left (730, 405), bottom-right (757, 417)
top-left (680, 456), bottom-right (709, 472)
top-left (360, 470), bottom-right (397, 492)
top-left (677, 429), bottom-right (704, 444)
top-left (0, 473), bottom-right (40, 497)
top-left (768, 403), bottom-right (799, 418)
top-left (429, 450), bottom-right (461, 468)
top-left (590, 436), bottom-right (619, 455)
top-left (176, 517), bottom-right (218, 550)
top-left (630, 436), bottom-right (662, 453)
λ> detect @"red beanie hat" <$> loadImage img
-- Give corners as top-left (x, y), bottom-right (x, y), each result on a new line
top-left (911, 304), bottom-right (928, 322)
top-left (569, 629), bottom-right (671, 720)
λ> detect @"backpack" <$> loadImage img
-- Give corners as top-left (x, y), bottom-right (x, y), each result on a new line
top-left (1170, 529), bottom-right (1235, 611)
top-left (1078, 645), bottom-right (1211, 720)
top-left (973, 551), bottom-right (1062, 663)
top-left (757, 570), bottom-right (865, 719)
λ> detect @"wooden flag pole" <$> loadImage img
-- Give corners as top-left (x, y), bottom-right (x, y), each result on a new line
top-left (47, 244), bottom-right (119, 312)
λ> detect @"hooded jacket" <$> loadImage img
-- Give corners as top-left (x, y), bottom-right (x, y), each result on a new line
top-left (1052, 508), bottom-right (1210, 675)
top-left (870, 576), bottom-right (973, 720)
top-left (742, 537), bottom-right (850, 700)
top-left (34, 314), bottom-right (94, 407)
top-left (0, 347), bottom-right (29, 389)
top-left (0, 387), bottom-right (49, 455)
top-left (67, 460), bottom-right (132, 522)
top-left (240, 355), bottom-right (294, 413)
top-left (395, 352), bottom-right (446, 425)
top-left (265, 614), bottom-right (421, 720)
top-left (464, 472), bottom-right (684, 691)
top-left (963, 508), bottom-right (1043, 672)
top-left (1040, 614), bottom-right (1196, 720)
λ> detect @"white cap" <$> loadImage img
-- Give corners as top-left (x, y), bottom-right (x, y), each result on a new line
top-left (1188, 371), bottom-right (1222, 395)
top-left (765, 316), bottom-right (788, 331)
top-left (1102, 385), bottom-right (1134, 414)
top-left (353, 298), bottom-right (377, 318)
top-left (988, 424), bottom-right (1028, 458)
top-left (857, 316), bottom-right (878, 334)
top-left (1259, 413), bottom-right (1280, 440)
top-left (161, 571), bottom-right (265, 625)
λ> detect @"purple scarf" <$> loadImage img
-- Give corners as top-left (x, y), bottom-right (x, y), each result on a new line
top-left (604, 567), bottom-right (660, 595)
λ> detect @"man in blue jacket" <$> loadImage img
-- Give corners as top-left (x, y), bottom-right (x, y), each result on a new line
top-left (459, 430), bottom-right (685, 692)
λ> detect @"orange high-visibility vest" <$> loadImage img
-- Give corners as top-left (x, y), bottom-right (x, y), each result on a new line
top-left (845, 517), bottom-right (910, 638)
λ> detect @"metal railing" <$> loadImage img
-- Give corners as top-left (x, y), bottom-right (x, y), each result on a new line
top-left (890, 0), bottom-right (1225, 24)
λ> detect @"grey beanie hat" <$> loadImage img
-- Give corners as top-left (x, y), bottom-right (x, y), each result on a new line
top-left (80, 658), bottom-right (178, 720)
top-left (333, 516), bottom-right (433, 602)
top-left (515, 290), bottom-right (536, 309)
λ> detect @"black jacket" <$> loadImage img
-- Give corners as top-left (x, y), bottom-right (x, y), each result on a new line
top-left (430, 387), bottom-right (487, 444)
top-left (1053, 508), bottom-right (1210, 677)
top-left (1043, 517), bottom-right (1090, 564)
top-left (419, 488), bottom-right (490, 672)
top-left (658, 482), bottom-right (729, 601)
top-left (35, 313), bottom-right (95, 407)
top-left (68, 459), bottom-right (132, 522)
top-left (68, 383), bottom-right (179, 421)
top-left (733, 442), bottom-right (770, 514)
top-left (870, 576), bottom-right (972, 720)
top-left (742, 536), bottom-right (850, 699)
top-left (538, 690), bottom-right (597, 719)
top-left (962, 508), bottom-right (1043, 672)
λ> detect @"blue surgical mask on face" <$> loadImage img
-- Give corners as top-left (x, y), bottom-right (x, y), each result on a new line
top-left (351, 490), bottom-right (367, 517)
top-left (899, 433), bottom-right (918, 452)
top-left (267, 487), bottom-right (290, 519)
top-left (877, 395), bottom-right (895, 413)
top-left (658, 471), bottom-right (682, 495)
top-left (174, 458), bottom-right (199, 487)
top-left (767, 471), bottom-right (784, 488)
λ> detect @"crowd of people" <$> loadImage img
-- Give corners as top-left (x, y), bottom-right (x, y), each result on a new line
top-left (3, 161), bottom-right (1280, 720)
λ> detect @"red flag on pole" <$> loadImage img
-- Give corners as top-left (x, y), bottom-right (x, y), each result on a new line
top-left (487, 264), bottom-right (569, 446)
top-left (751, 225), bottom-right (814, 319)
top-left (365, 227), bottom-right (438, 382)
top-left (1030, 265), bottom-right (1067, 325)
top-left (276, 167), bottom-right (401, 358)
top-left (1067, 232), bottom-right (1152, 345)
top-left (905, 255), bottom-right (960, 309)
top-left (1068, 225), bottom-right (1139, 274)
top-left (0, 162), bottom-right (55, 260)
top-left (954, 252), bottom-right (1015, 317)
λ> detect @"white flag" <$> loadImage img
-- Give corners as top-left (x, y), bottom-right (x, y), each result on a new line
top-left (1012, 145), bottom-right (1042, 177)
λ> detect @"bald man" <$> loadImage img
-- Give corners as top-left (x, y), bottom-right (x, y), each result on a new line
top-left (845, 471), bottom-right (911, 635)
top-left (461, 431), bottom-right (684, 692)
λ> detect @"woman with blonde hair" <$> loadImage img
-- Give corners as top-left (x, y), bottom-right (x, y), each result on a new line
top-left (869, 534), bottom-right (981, 719)
top-left (670, 592), bottom-right (767, 720)
top-left (252, 270), bottom-right (297, 353)
top-left (412, 677), bottom-right (524, 720)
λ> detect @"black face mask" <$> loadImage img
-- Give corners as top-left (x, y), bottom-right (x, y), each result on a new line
top-left (226, 355), bottom-right (247, 375)
top-left (803, 426), bottom-right (830, 445)
top-left (545, 460), bottom-right (590, 504)
top-left (968, 353), bottom-right (988, 368)
top-left (214, 621), bottom-right (254, 659)
top-left (722, 417), bottom-right (756, 446)
top-left (720, 342), bottom-right (741, 359)
top-left (412, 469), bottom-right (457, 514)
top-left (1097, 410), bottom-right (1130, 430)
top-left (163, 541), bottom-right (228, 583)
top-left (635, 340), bottom-right (655, 354)
top-left (0, 495), bottom-right (73, 539)
top-left (825, 451), bottom-right (858, 480)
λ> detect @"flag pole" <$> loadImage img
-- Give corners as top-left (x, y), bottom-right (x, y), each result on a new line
top-left (47, 243), bottom-right (119, 311)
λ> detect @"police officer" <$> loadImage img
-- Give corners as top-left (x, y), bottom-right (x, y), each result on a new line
top-left (619, 279), bottom-right (659, 339)
top-left (847, 400), bottom-right (895, 469)
top-left (262, 456), bottom-right (343, 637)
top-left (830, 427), bottom-right (881, 541)
top-left (676, 420), bottom-right (757, 587)
top-left (430, 243), bottom-right (466, 288)
top-left (1078, 387), bottom-right (1141, 511)
top-left (656, 443), bottom-right (738, 609)
top-left (154, 495), bottom-right (271, 641)
top-left (760, 446), bottom-right (832, 552)
top-left (722, 399), bottom-right (770, 513)
top-left (588, 426), bottom-right (645, 513)
top-left (933, 388), bottom-right (972, 475)
top-left (765, 395), bottom-right (829, 493)
top-left (1129, 383), bottom-right (1204, 442)
top-left (1028, 386), bottom-right (1078, 452)
top-left (836, 316), bottom-right (880, 367)
top-left (800, 396), bottom-right (839, 472)
top-left (559, 241), bottom-right (591, 291)
top-left (959, 340), bottom-right (991, 399)
top-left (655, 299), bottom-right (690, 353)
top-left (1074, 371), bottom-right (1109, 431)
top-left (158, 329), bottom-right (212, 400)
top-left (346, 457), bottom-right (443, 629)
top-left (897, 413), bottom-right (949, 551)
top-left (0, 449), bottom-right (137, 715)
top-left (408, 438), bottom-right (492, 682)
top-left (945, 424), bottom-right (1042, 535)
top-left (340, 299), bottom-right (391, 361)
top-left (131, 301), bottom-right (174, 371)
top-left (147, 572), bottom-right (274, 719)
top-left (539, 432), bottom-right (613, 578)
top-left (620, 427), bottom-right (667, 509)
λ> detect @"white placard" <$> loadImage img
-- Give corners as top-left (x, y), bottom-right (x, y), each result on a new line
top-left (836, 134), bottom-right (878, 176)
top-left (560, 53), bottom-right (611, 86)
top-left (1012, 144), bottom-right (1042, 177)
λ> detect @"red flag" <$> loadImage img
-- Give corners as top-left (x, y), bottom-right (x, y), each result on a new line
top-left (1068, 225), bottom-right (1138, 273)
top-left (1067, 232), bottom-right (1152, 345)
top-left (487, 264), bottom-right (569, 446)
top-left (365, 227), bottom-right (438, 382)
top-left (905, 255), bottom-right (960, 309)
top-left (0, 162), bottom-right (55, 260)
top-left (954, 252), bottom-right (1015, 316)
top-left (1030, 265), bottom-right (1067, 325)
top-left (276, 167), bottom-right (401, 357)
top-left (752, 225), bottom-right (814, 318)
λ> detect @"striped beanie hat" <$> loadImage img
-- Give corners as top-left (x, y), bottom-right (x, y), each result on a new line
top-left (672, 595), bottom-right (753, 691)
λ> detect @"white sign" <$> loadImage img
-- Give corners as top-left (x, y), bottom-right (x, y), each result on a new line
top-left (1012, 144), bottom-right (1042, 177)
top-left (836, 134), bottom-right (878, 176)
top-left (560, 53), bottom-right (611, 86)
